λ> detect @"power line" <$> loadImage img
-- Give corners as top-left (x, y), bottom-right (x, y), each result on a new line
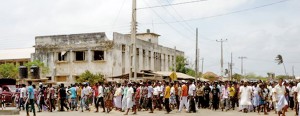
top-left (141, 0), bottom-right (216, 43)
top-left (164, 0), bottom-right (215, 42)
top-left (141, 0), bottom-right (291, 24)
top-left (110, 0), bottom-right (127, 32)
top-left (138, 0), bottom-right (208, 10)
top-left (142, 0), bottom-right (195, 42)
top-left (157, 0), bottom-right (195, 35)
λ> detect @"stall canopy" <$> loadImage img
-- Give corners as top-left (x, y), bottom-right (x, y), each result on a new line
top-left (153, 71), bottom-right (209, 81)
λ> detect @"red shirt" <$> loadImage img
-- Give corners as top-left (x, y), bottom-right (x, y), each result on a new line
top-left (93, 86), bottom-right (99, 97)
top-left (181, 84), bottom-right (188, 97)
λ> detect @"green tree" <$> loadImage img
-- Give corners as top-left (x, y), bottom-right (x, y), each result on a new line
top-left (175, 55), bottom-right (187, 73)
top-left (232, 73), bottom-right (242, 81)
top-left (275, 75), bottom-right (289, 80)
top-left (0, 63), bottom-right (18, 79)
top-left (76, 70), bottom-right (104, 85)
top-left (186, 69), bottom-right (202, 77)
top-left (275, 55), bottom-right (288, 76)
top-left (25, 60), bottom-right (49, 75)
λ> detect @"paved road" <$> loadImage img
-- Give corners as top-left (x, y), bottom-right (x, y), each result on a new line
top-left (5, 108), bottom-right (296, 116)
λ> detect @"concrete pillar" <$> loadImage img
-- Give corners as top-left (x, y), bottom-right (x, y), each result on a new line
top-left (125, 46), bottom-right (131, 74)
top-left (161, 53), bottom-right (164, 71)
top-left (51, 52), bottom-right (55, 82)
top-left (69, 50), bottom-right (73, 83)
top-left (139, 48), bottom-right (143, 71)
top-left (145, 50), bottom-right (149, 70)
top-left (151, 51), bottom-right (155, 71)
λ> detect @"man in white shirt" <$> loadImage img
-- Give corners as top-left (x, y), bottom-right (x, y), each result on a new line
top-left (147, 81), bottom-right (154, 113)
top-left (124, 83), bottom-right (134, 115)
top-left (96, 82), bottom-right (105, 112)
top-left (80, 84), bottom-right (90, 112)
top-left (271, 83), bottom-right (278, 114)
top-left (221, 83), bottom-right (229, 111)
top-left (239, 81), bottom-right (252, 113)
top-left (159, 82), bottom-right (165, 109)
top-left (188, 81), bottom-right (196, 113)
top-left (275, 78), bottom-right (288, 115)
top-left (153, 83), bottom-right (161, 110)
top-left (19, 84), bottom-right (26, 111)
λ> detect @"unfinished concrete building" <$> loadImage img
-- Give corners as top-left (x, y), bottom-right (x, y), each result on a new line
top-left (33, 30), bottom-right (184, 83)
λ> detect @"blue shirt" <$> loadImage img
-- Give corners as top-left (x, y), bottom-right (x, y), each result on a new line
top-left (28, 86), bottom-right (35, 99)
top-left (70, 87), bottom-right (77, 98)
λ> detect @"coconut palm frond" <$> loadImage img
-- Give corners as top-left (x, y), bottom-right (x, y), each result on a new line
top-left (275, 54), bottom-right (283, 65)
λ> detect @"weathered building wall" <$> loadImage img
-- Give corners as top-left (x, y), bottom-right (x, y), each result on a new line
top-left (33, 31), bottom-right (184, 83)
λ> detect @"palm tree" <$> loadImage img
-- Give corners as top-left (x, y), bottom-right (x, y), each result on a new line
top-left (275, 54), bottom-right (288, 76)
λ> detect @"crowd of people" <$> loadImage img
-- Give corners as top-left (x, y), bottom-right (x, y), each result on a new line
top-left (5, 78), bottom-right (300, 116)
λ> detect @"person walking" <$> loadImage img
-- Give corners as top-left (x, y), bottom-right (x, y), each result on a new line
top-left (80, 84), bottom-right (89, 112)
top-left (124, 83), bottom-right (134, 115)
top-left (211, 83), bottom-right (220, 111)
top-left (26, 81), bottom-right (36, 116)
top-left (114, 83), bottom-right (122, 111)
top-left (203, 83), bottom-right (211, 108)
top-left (239, 81), bottom-right (252, 113)
top-left (19, 84), bottom-right (26, 111)
top-left (164, 82), bottom-right (172, 114)
top-left (96, 82), bottom-right (105, 112)
top-left (69, 84), bottom-right (77, 111)
top-left (178, 81), bottom-right (189, 112)
top-left (228, 83), bottom-right (236, 110)
top-left (59, 83), bottom-right (69, 111)
top-left (147, 81), bottom-right (154, 113)
top-left (275, 78), bottom-right (288, 116)
top-left (48, 84), bottom-right (56, 112)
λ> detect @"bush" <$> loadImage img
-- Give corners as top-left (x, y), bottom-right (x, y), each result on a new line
top-left (76, 70), bottom-right (104, 85)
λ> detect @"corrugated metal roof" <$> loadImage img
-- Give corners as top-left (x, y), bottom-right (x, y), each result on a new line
top-left (0, 47), bottom-right (35, 60)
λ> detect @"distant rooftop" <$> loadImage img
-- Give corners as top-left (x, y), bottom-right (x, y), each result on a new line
top-left (0, 47), bottom-right (35, 60)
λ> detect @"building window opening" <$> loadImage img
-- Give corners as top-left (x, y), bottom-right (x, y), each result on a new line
top-left (94, 51), bottom-right (104, 61)
top-left (136, 48), bottom-right (139, 55)
top-left (58, 51), bottom-right (67, 61)
top-left (122, 45), bottom-right (126, 53)
top-left (19, 62), bottom-right (24, 66)
top-left (75, 51), bottom-right (85, 61)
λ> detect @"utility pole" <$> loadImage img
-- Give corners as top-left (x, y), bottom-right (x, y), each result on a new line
top-left (230, 53), bottom-right (233, 80)
top-left (238, 56), bottom-right (247, 75)
top-left (130, 0), bottom-right (137, 81)
top-left (216, 39), bottom-right (227, 77)
top-left (195, 28), bottom-right (199, 80)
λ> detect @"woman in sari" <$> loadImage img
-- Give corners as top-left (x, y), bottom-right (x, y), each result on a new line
top-left (104, 83), bottom-right (113, 113)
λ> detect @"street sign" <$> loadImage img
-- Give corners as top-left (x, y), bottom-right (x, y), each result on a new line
top-left (170, 72), bottom-right (177, 81)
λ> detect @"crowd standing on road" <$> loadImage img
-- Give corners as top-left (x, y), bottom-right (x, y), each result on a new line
top-left (7, 78), bottom-right (300, 116)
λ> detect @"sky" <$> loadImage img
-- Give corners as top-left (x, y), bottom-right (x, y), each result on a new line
top-left (0, 0), bottom-right (299, 77)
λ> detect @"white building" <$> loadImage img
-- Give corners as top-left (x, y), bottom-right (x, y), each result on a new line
top-left (33, 30), bottom-right (184, 83)
top-left (0, 47), bottom-right (35, 66)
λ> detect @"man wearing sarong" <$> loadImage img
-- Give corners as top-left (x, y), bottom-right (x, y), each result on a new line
top-left (114, 83), bottom-right (122, 111)
top-left (275, 78), bottom-right (288, 116)
top-left (239, 81), bottom-right (252, 113)
top-left (122, 82), bottom-right (128, 112)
